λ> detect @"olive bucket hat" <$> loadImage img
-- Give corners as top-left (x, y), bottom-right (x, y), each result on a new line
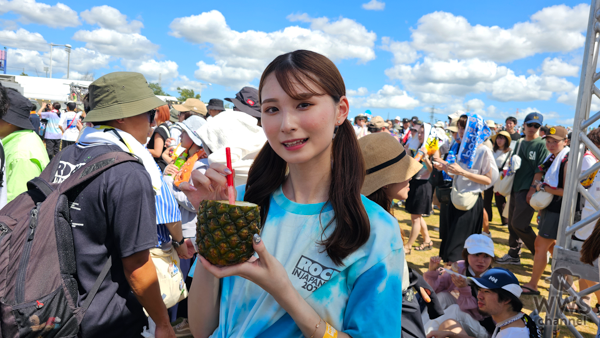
top-left (84, 72), bottom-right (166, 123)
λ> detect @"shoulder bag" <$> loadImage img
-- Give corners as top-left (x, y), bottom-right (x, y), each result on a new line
top-left (494, 140), bottom-right (523, 197)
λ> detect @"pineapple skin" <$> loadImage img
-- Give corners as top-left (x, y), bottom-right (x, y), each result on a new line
top-left (196, 200), bottom-right (261, 266)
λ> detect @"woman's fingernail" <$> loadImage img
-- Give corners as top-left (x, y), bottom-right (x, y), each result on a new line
top-left (253, 233), bottom-right (261, 244)
top-left (224, 168), bottom-right (232, 175)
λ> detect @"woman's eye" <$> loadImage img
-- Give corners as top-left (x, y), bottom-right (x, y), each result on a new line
top-left (263, 106), bottom-right (279, 114)
top-left (298, 102), bottom-right (312, 109)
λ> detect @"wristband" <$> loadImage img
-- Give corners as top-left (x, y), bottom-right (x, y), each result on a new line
top-left (323, 323), bottom-right (338, 338)
top-left (172, 237), bottom-right (185, 248)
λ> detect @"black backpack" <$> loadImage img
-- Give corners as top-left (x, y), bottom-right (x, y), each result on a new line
top-left (0, 151), bottom-right (139, 338)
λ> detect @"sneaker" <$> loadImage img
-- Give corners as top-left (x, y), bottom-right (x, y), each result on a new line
top-left (173, 318), bottom-right (192, 338)
top-left (496, 254), bottom-right (520, 265)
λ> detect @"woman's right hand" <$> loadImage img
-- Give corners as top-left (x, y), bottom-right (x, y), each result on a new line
top-left (178, 163), bottom-right (234, 208)
top-left (429, 256), bottom-right (442, 271)
top-left (164, 164), bottom-right (180, 176)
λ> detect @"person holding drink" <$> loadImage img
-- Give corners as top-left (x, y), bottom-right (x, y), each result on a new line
top-left (180, 50), bottom-right (405, 337)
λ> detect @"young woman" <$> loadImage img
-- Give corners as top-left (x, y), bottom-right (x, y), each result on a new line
top-left (183, 50), bottom-right (406, 338)
top-left (358, 132), bottom-right (424, 338)
top-left (424, 234), bottom-right (496, 338)
top-left (404, 123), bottom-right (435, 253)
top-left (488, 131), bottom-right (512, 225)
top-left (147, 105), bottom-right (172, 171)
top-left (434, 113), bottom-right (498, 263)
top-left (521, 126), bottom-right (569, 295)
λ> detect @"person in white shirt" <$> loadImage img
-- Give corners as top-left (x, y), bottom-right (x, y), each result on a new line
top-left (427, 268), bottom-right (541, 338)
top-left (58, 102), bottom-right (83, 149)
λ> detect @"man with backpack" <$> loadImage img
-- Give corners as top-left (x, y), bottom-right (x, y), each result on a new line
top-left (0, 85), bottom-right (49, 202)
top-left (49, 72), bottom-right (175, 337)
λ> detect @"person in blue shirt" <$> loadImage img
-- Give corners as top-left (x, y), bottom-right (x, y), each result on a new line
top-left (180, 50), bottom-right (406, 338)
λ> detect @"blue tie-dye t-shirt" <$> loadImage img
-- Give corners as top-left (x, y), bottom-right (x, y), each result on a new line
top-left (204, 185), bottom-right (405, 338)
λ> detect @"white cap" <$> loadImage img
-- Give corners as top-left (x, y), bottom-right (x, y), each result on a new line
top-left (448, 110), bottom-right (465, 120)
top-left (464, 234), bottom-right (495, 257)
top-left (434, 121), bottom-right (444, 128)
top-left (394, 116), bottom-right (401, 120)
top-left (485, 120), bottom-right (496, 128)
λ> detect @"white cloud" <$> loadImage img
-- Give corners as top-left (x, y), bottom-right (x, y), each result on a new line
top-left (381, 37), bottom-right (419, 64)
top-left (6, 47), bottom-right (110, 76)
top-left (169, 75), bottom-right (208, 94)
top-left (490, 70), bottom-right (576, 101)
top-left (0, 28), bottom-right (47, 50)
top-left (347, 87), bottom-right (369, 96)
top-left (362, 0), bottom-right (385, 11)
top-left (411, 4), bottom-right (589, 62)
top-left (557, 86), bottom-right (600, 112)
top-left (349, 85), bottom-right (420, 109)
top-left (194, 60), bottom-right (261, 89)
top-left (81, 5), bottom-right (144, 34)
top-left (0, 0), bottom-right (80, 28)
top-left (386, 58), bottom-right (509, 101)
top-left (122, 59), bottom-right (179, 83)
top-left (169, 10), bottom-right (377, 87)
top-left (541, 57), bottom-right (579, 77)
top-left (72, 28), bottom-right (158, 59)
top-left (466, 98), bottom-right (485, 110)
top-left (557, 118), bottom-right (575, 125)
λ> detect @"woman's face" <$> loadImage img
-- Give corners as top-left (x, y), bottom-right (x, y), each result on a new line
top-left (385, 180), bottom-right (410, 201)
top-left (458, 126), bottom-right (465, 140)
top-left (418, 126), bottom-right (425, 143)
top-left (468, 253), bottom-right (493, 276)
top-left (181, 130), bottom-right (193, 148)
top-left (546, 137), bottom-right (566, 155)
top-left (260, 73), bottom-right (348, 165)
top-left (495, 135), bottom-right (507, 149)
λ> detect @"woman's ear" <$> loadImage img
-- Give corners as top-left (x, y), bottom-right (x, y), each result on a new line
top-left (336, 96), bottom-right (350, 125)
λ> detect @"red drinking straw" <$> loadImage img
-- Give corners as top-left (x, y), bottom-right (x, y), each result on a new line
top-left (226, 147), bottom-right (235, 205)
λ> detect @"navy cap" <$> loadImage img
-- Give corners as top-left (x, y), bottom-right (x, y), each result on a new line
top-left (469, 268), bottom-right (522, 298)
top-left (524, 112), bottom-right (543, 126)
top-left (402, 118), bottom-right (410, 123)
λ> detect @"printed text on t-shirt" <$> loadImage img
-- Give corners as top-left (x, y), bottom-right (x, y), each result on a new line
top-left (292, 255), bottom-right (339, 292)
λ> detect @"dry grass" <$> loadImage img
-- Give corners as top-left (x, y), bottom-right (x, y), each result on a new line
top-left (392, 203), bottom-right (598, 338)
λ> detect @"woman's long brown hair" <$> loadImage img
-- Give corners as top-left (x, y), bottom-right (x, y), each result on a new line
top-left (244, 50), bottom-right (370, 266)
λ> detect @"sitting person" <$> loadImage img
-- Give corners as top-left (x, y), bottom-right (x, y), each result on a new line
top-left (427, 268), bottom-right (541, 338)
top-left (424, 234), bottom-right (496, 338)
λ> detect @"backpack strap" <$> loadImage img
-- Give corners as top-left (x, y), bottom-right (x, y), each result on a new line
top-left (80, 257), bottom-right (112, 312)
top-left (0, 141), bottom-right (4, 188)
top-left (158, 124), bottom-right (171, 139)
top-left (58, 151), bottom-right (140, 194)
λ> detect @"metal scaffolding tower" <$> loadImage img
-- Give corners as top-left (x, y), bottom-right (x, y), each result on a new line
top-left (543, 1), bottom-right (600, 336)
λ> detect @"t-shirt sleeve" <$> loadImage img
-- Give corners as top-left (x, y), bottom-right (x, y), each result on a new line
top-left (342, 249), bottom-right (403, 338)
top-left (58, 114), bottom-right (67, 129)
top-left (106, 167), bottom-right (158, 258)
top-left (534, 141), bottom-right (550, 173)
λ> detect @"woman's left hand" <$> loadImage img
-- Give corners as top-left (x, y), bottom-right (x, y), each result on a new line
top-left (199, 234), bottom-right (292, 297)
top-left (451, 274), bottom-right (468, 288)
top-left (446, 163), bottom-right (465, 176)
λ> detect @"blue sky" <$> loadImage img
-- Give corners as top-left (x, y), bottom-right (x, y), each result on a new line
top-left (0, 0), bottom-right (593, 126)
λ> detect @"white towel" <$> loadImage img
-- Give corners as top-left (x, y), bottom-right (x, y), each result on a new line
top-left (542, 146), bottom-right (569, 189)
top-left (77, 126), bottom-right (163, 195)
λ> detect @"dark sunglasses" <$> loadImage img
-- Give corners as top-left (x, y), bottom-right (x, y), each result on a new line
top-left (147, 109), bottom-right (156, 124)
top-left (526, 123), bottom-right (540, 128)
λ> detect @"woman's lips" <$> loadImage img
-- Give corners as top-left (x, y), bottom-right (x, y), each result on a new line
top-left (282, 138), bottom-right (308, 150)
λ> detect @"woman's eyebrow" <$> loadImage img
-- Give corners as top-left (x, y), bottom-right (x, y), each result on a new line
top-left (262, 98), bottom-right (278, 104)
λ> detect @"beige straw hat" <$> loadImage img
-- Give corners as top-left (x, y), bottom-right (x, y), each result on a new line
top-left (359, 133), bottom-right (423, 196)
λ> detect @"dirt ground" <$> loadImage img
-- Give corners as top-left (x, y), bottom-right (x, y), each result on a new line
top-left (392, 203), bottom-right (598, 338)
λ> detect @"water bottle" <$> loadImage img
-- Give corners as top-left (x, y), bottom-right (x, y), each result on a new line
top-left (174, 152), bottom-right (188, 169)
top-left (446, 150), bottom-right (456, 165)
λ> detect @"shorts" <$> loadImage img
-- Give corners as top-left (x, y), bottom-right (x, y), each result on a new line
top-left (538, 210), bottom-right (560, 240)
